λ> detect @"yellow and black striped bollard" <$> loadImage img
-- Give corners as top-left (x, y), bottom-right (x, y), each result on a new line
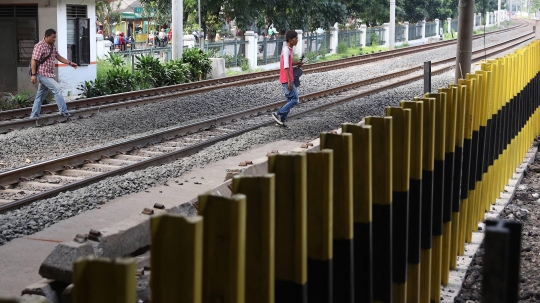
top-left (305, 150), bottom-right (333, 303)
top-left (385, 107), bottom-right (411, 303)
top-left (342, 123), bottom-right (373, 303)
top-left (73, 257), bottom-right (136, 303)
top-left (448, 83), bottom-right (467, 269)
top-left (268, 154), bottom-right (308, 303)
top-left (321, 133), bottom-right (355, 303)
top-left (364, 116), bottom-right (393, 303)
top-left (151, 214), bottom-right (204, 303)
top-left (400, 101), bottom-right (424, 303)
top-left (438, 86), bottom-right (457, 286)
top-left (425, 92), bottom-right (446, 303)
top-left (413, 97), bottom-right (435, 303)
top-left (232, 174), bottom-right (276, 303)
top-left (198, 194), bottom-right (247, 303)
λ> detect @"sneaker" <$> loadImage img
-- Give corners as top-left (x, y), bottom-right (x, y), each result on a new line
top-left (60, 112), bottom-right (72, 117)
top-left (272, 112), bottom-right (283, 125)
top-left (276, 122), bottom-right (290, 129)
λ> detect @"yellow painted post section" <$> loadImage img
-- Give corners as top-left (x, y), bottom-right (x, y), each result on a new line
top-left (474, 70), bottom-right (489, 224)
top-left (267, 154), bottom-right (308, 287)
top-left (342, 124), bottom-right (372, 224)
top-left (151, 214), bottom-right (203, 303)
top-left (73, 257), bottom-right (136, 303)
top-left (449, 83), bottom-right (467, 270)
top-left (425, 92), bottom-right (446, 303)
top-left (198, 194), bottom-right (246, 303)
top-left (364, 117), bottom-right (393, 205)
top-left (439, 87), bottom-right (457, 286)
top-left (401, 101), bottom-right (424, 303)
top-left (306, 150), bottom-right (333, 261)
top-left (385, 107), bottom-right (411, 303)
top-left (414, 97), bottom-right (435, 303)
top-left (321, 133), bottom-right (354, 241)
top-left (481, 63), bottom-right (494, 213)
top-left (232, 175), bottom-right (275, 303)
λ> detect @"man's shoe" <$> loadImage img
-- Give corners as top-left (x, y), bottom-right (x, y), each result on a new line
top-left (272, 112), bottom-right (283, 125)
top-left (60, 112), bottom-right (72, 117)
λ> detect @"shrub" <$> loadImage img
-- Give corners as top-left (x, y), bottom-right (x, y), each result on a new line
top-left (0, 91), bottom-right (35, 110)
top-left (105, 52), bottom-right (126, 69)
top-left (370, 32), bottom-right (380, 46)
top-left (181, 47), bottom-right (212, 81)
top-left (135, 54), bottom-right (166, 87)
top-left (337, 42), bottom-right (349, 54)
top-left (163, 60), bottom-right (191, 86)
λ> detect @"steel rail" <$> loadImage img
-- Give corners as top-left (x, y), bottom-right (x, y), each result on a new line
top-left (0, 31), bottom-right (532, 213)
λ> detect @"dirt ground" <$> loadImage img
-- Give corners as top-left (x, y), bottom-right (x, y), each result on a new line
top-left (455, 141), bottom-right (540, 302)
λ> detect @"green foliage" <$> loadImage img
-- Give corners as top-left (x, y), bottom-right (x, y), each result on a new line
top-left (370, 32), bottom-right (380, 46)
top-left (163, 60), bottom-right (191, 86)
top-left (104, 52), bottom-right (126, 69)
top-left (135, 54), bottom-right (167, 87)
top-left (0, 91), bottom-right (34, 110)
top-left (337, 42), bottom-right (349, 54)
top-left (181, 48), bottom-right (212, 81)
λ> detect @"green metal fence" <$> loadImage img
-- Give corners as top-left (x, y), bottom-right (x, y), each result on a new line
top-left (365, 26), bottom-right (385, 46)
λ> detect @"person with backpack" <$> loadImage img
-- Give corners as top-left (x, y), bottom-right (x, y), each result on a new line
top-left (30, 28), bottom-right (78, 118)
top-left (271, 30), bottom-right (303, 128)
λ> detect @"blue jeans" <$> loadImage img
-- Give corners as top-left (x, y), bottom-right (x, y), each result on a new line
top-left (31, 75), bottom-right (68, 118)
top-left (277, 83), bottom-right (298, 122)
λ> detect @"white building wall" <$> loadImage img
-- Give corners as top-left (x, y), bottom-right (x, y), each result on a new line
top-left (56, 0), bottom-right (97, 97)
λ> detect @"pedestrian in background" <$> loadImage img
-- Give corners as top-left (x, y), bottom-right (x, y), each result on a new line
top-left (272, 30), bottom-right (303, 128)
top-left (30, 28), bottom-right (78, 118)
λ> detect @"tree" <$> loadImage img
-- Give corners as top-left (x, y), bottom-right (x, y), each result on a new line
top-left (96, 0), bottom-right (121, 36)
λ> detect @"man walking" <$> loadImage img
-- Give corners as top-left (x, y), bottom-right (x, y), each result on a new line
top-left (272, 30), bottom-right (303, 128)
top-left (30, 28), bottom-right (77, 118)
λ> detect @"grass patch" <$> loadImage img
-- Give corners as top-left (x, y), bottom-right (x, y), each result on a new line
top-left (96, 55), bottom-right (132, 78)
top-left (226, 67), bottom-right (265, 76)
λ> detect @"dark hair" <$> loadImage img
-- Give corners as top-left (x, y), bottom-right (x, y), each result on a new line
top-left (45, 29), bottom-right (56, 37)
top-left (285, 30), bottom-right (298, 42)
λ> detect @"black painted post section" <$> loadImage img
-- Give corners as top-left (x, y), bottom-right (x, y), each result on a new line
top-left (482, 220), bottom-right (522, 303)
top-left (424, 61), bottom-right (431, 94)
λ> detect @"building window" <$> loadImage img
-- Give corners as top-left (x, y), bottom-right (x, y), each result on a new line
top-left (66, 5), bottom-right (90, 66)
top-left (0, 5), bottom-right (38, 66)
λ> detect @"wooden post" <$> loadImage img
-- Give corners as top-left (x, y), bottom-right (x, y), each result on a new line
top-left (231, 174), bottom-right (276, 303)
top-left (198, 194), bottom-right (247, 303)
top-left (151, 214), bottom-right (204, 303)
top-left (342, 123), bottom-right (373, 303)
top-left (385, 107), bottom-right (411, 303)
top-left (268, 153), bottom-right (308, 303)
top-left (413, 97), bottom-right (436, 303)
top-left (321, 133), bottom-right (354, 303)
top-left (425, 92), bottom-right (446, 303)
top-left (400, 101), bottom-right (424, 303)
top-left (364, 116), bottom-right (393, 303)
top-left (306, 150), bottom-right (334, 303)
top-left (73, 257), bottom-right (136, 303)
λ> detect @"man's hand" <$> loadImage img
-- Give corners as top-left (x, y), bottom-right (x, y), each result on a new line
top-left (68, 62), bottom-right (78, 69)
top-left (31, 75), bottom-right (37, 84)
top-left (288, 80), bottom-right (293, 90)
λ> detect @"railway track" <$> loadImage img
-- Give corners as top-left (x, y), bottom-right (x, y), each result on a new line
top-left (0, 21), bottom-right (529, 134)
top-left (0, 30), bottom-right (533, 213)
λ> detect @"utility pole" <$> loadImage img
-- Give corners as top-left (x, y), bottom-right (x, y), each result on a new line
top-left (390, 0), bottom-right (396, 50)
top-left (455, 0), bottom-right (475, 82)
top-left (172, 0), bottom-right (184, 60)
top-left (498, 0), bottom-right (501, 27)
top-left (198, 0), bottom-right (204, 50)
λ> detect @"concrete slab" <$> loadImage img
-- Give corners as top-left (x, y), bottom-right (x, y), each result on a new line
top-left (0, 140), bottom-right (303, 297)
